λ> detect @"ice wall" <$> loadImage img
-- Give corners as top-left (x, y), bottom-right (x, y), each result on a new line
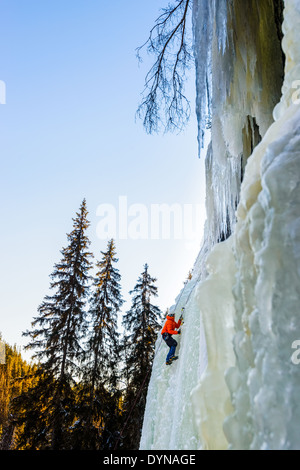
top-left (224, 102), bottom-right (300, 451)
top-left (140, 0), bottom-right (300, 450)
top-left (222, 0), bottom-right (300, 449)
top-left (192, 0), bottom-right (300, 450)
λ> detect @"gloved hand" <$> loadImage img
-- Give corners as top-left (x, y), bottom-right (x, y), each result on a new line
top-left (177, 329), bottom-right (181, 335)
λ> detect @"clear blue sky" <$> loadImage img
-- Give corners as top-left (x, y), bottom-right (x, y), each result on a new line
top-left (0, 0), bottom-right (206, 360)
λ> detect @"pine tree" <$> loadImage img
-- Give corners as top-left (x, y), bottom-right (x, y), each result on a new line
top-left (120, 264), bottom-right (162, 449)
top-left (72, 239), bottom-right (123, 450)
top-left (18, 199), bottom-right (93, 449)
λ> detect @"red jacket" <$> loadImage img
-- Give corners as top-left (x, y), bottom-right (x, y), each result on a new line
top-left (161, 315), bottom-right (182, 336)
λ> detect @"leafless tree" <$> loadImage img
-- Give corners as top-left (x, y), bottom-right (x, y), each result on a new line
top-left (136, 0), bottom-right (193, 134)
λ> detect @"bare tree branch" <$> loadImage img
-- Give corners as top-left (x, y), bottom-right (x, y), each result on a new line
top-left (136, 0), bottom-right (193, 134)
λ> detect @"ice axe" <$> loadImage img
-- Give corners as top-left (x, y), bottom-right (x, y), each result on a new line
top-left (179, 307), bottom-right (185, 323)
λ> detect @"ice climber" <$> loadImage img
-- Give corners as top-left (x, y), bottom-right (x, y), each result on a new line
top-left (161, 311), bottom-right (182, 365)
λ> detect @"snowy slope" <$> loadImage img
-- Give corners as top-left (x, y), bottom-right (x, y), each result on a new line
top-left (140, 0), bottom-right (300, 450)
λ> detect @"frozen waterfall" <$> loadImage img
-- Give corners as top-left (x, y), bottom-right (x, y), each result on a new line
top-left (140, 0), bottom-right (300, 450)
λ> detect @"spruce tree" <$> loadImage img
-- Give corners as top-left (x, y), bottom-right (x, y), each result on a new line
top-left (120, 264), bottom-right (162, 449)
top-left (0, 341), bottom-right (36, 450)
top-left (72, 239), bottom-right (123, 450)
top-left (19, 199), bottom-right (93, 449)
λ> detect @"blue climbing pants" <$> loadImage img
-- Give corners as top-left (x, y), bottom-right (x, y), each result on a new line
top-left (162, 333), bottom-right (178, 362)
